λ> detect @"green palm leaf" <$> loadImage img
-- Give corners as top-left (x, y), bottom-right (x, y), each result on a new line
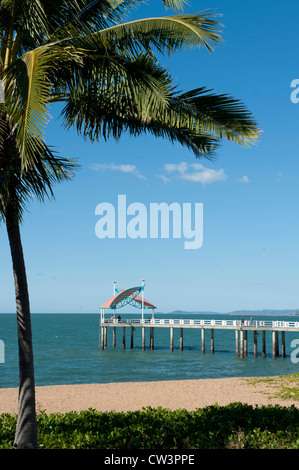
top-left (168, 88), bottom-right (261, 147)
top-left (60, 50), bottom-right (176, 137)
top-left (0, 133), bottom-right (77, 222)
top-left (4, 46), bottom-right (58, 169)
top-left (0, 0), bottom-right (260, 171)
top-left (59, 55), bottom-right (259, 153)
top-left (72, 10), bottom-right (222, 56)
top-left (162, 0), bottom-right (187, 10)
top-left (42, 0), bottom-right (188, 39)
top-left (1, 0), bottom-right (50, 59)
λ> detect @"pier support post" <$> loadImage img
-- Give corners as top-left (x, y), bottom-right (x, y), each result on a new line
top-left (244, 330), bottom-right (248, 356)
top-left (130, 326), bottom-right (134, 349)
top-left (282, 331), bottom-right (286, 358)
top-left (275, 331), bottom-right (279, 357)
top-left (272, 330), bottom-right (276, 359)
top-left (262, 331), bottom-right (266, 357)
top-left (150, 327), bottom-right (154, 350)
top-left (240, 330), bottom-right (244, 358)
top-left (235, 330), bottom-right (239, 357)
top-left (104, 327), bottom-right (107, 348)
top-left (254, 330), bottom-right (257, 357)
top-left (113, 327), bottom-right (116, 347)
top-left (142, 327), bottom-right (145, 351)
top-left (211, 329), bottom-right (214, 354)
top-left (180, 328), bottom-right (183, 351)
top-left (170, 327), bottom-right (174, 352)
top-left (201, 328), bottom-right (205, 354)
top-left (100, 326), bottom-right (104, 350)
top-left (122, 327), bottom-right (126, 349)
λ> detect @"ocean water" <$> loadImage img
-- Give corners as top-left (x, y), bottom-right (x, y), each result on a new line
top-left (0, 313), bottom-right (298, 389)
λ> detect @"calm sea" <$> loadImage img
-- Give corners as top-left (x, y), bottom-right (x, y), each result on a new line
top-left (0, 313), bottom-right (298, 389)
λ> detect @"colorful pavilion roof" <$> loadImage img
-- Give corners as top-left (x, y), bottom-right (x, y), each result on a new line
top-left (100, 286), bottom-right (156, 310)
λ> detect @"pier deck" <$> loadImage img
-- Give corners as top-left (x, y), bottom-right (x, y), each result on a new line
top-left (99, 318), bottom-right (299, 358)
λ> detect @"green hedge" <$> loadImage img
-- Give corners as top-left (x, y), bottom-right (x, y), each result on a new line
top-left (1, 403), bottom-right (299, 449)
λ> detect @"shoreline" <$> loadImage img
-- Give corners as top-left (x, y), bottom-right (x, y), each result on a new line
top-left (0, 376), bottom-right (298, 415)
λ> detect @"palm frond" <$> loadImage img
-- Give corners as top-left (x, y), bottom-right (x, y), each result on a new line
top-left (0, 0), bottom-right (260, 179)
top-left (172, 87), bottom-right (261, 147)
top-left (136, 122), bottom-right (219, 158)
top-left (0, 133), bottom-right (78, 223)
top-left (161, 0), bottom-right (187, 11)
top-left (58, 54), bottom-right (260, 154)
top-left (41, 0), bottom-right (188, 40)
top-left (4, 45), bottom-right (59, 170)
top-left (59, 48), bottom-right (176, 140)
top-left (0, 0), bottom-right (51, 57)
top-left (62, 85), bottom-right (220, 158)
top-left (81, 10), bottom-right (223, 56)
top-left (58, 51), bottom-right (220, 158)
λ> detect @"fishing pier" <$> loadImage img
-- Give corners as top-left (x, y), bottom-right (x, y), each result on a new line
top-left (99, 283), bottom-right (299, 359)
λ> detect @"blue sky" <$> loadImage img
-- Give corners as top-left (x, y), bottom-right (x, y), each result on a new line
top-left (1, 0), bottom-right (299, 314)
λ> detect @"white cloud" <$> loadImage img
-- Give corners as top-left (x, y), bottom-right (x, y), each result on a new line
top-left (156, 174), bottom-right (171, 183)
top-left (275, 171), bottom-right (283, 182)
top-left (162, 161), bottom-right (228, 185)
top-left (237, 175), bottom-right (250, 184)
top-left (164, 162), bottom-right (189, 174)
top-left (90, 162), bottom-right (146, 180)
top-left (182, 168), bottom-right (228, 184)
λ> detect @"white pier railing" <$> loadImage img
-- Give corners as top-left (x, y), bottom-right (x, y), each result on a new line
top-left (107, 318), bottom-right (299, 329)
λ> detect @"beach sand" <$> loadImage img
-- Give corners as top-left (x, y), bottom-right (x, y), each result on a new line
top-left (0, 377), bottom-right (298, 415)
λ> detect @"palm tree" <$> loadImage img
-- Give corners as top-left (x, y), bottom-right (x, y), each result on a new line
top-left (0, 123), bottom-right (77, 448)
top-left (0, 0), bottom-right (261, 448)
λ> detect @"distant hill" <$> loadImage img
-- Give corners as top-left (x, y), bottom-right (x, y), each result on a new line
top-left (156, 309), bottom-right (298, 316)
top-left (229, 309), bottom-right (298, 316)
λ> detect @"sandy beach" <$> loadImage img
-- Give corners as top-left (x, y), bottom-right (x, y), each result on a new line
top-left (0, 377), bottom-right (298, 415)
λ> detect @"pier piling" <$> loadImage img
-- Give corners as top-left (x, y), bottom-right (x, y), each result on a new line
top-left (150, 327), bottom-right (154, 350)
top-left (170, 327), bottom-right (174, 352)
top-left (122, 327), bottom-right (126, 349)
top-left (282, 331), bottom-right (286, 358)
top-left (102, 326), bottom-right (107, 349)
top-left (201, 328), bottom-right (205, 354)
top-left (272, 331), bottom-right (276, 359)
top-left (211, 329), bottom-right (214, 354)
top-left (240, 330), bottom-right (244, 358)
top-left (142, 327), bottom-right (145, 351)
top-left (254, 330), bottom-right (257, 357)
top-left (262, 330), bottom-right (266, 357)
top-left (180, 328), bottom-right (183, 351)
top-left (100, 326), bottom-right (104, 350)
top-left (235, 330), bottom-right (239, 357)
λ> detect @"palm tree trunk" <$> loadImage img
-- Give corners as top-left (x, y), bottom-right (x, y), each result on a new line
top-left (6, 208), bottom-right (38, 449)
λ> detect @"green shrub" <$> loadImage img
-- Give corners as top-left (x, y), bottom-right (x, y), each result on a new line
top-left (1, 403), bottom-right (299, 449)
